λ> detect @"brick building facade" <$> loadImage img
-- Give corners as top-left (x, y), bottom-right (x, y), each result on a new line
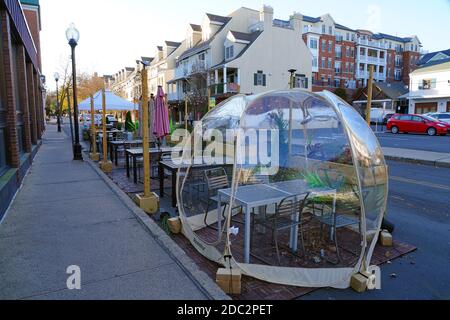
top-left (0, 0), bottom-right (44, 218)
top-left (300, 13), bottom-right (422, 98)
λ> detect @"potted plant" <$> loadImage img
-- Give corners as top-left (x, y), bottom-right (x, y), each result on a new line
top-left (125, 111), bottom-right (135, 140)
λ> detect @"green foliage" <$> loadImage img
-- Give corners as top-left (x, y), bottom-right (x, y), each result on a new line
top-left (125, 111), bottom-right (135, 132)
top-left (302, 171), bottom-right (327, 189)
top-left (160, 212), bottom-right (172, 237)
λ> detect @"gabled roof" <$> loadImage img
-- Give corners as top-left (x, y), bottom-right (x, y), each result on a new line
top-left (157, 46), bottom-right (163, 51)
top-left (125, 67), bottom-right (135, 72)
top-left (178, 40), bottom-right (212, 61)
top-left (212, 31), bottom-right (263, 69)
top-left (355, 81), bottom-right (409, 101)
top-left (229, 30), bottom-right (253, 42)
top-left (302, 15), bottom-right (321, 23)
top-left (418, 49), bottom-right (450, 66)
top-left (179, 16), bottom-right (232, 61)
top-left (375, 82), bottom-right (409, 100)
top-left (206, 13), bottom-right (231, 25)
top-left (373, 33), bottom-right (416, 44)
top-left (165, 41), bottom-right (181, 48)
top-left (335, 23), bottom-right (355, 32)
top-left (413, 57), bottom-right (450, 73)
top-left (141, 57), bottom-right (154, 63)
top-left (190, 24), bottom-right (202, 32)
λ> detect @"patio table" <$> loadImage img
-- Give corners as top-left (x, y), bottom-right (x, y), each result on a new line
top-left (126, 147), bottom-right (179, 184)
top-left (218, 180), bottom-right (337, 264)
top-left (158, 159), bottom-right (232, 208)
top-left (109, 140), bottom-right (142, 166)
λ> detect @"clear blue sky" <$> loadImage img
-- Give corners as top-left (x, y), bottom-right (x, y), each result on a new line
top-left (40, 0), bottom-right (450, 89)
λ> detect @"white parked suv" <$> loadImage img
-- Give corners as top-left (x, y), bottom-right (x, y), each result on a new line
top-left (424, 112), bottom-right (450, 124)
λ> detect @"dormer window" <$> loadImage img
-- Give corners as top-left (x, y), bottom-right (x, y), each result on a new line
top-left (225, 46), bottom-right (234, 60)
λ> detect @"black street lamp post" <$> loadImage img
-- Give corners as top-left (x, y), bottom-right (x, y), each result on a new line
top-left (54, 72), bottom-right (61, 132)
top-left (66, 23), bottom-right (82, 161)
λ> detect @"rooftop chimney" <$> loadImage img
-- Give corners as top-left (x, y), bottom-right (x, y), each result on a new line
top-left (290, 12), bottom-right (302, 31)
top-left (260, 5), bottom-right (274, 27)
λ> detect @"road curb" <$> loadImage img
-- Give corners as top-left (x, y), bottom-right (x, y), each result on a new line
top-left (385, 155), bottom-right (450, 169)
top-left (82, 151), bottom-right (231, 301)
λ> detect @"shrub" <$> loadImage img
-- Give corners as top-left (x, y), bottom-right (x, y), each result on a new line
top-left (125, 111), bottom-right (135, 132)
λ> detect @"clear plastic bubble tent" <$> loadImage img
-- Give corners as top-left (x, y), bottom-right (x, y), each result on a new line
top-left (176, 89), bottom-right (388, 289)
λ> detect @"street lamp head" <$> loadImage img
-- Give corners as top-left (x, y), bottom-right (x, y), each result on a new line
top-left (54, 72), bottom-right (60, 82)
top-left (66, 23), bottom-right (80, 46)
top-left (288, 69), bottom-right (297, 74)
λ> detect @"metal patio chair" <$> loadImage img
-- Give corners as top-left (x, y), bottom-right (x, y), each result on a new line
top-left (203, 168), bottom-right (241, 229)
top-left (252, 193), bottom-right (310, 265)
top-left (309, 169), bottom-right (360, 264)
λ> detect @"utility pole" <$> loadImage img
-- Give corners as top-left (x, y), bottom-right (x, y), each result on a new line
top-left (366, 65), bottom-right (374, 125)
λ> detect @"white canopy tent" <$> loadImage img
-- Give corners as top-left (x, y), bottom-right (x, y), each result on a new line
top-left (78, 90), bottom-right (135, 111)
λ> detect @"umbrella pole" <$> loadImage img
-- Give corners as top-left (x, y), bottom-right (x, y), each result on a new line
top-left (100, 88), bottom-right (112, 173)
top-left (136, 66), bottom-right (159, 214)
top-left (90, 95), bottom-right (100, 161)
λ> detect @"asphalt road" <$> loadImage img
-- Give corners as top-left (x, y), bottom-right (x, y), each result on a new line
top-left (302, 160), bottom-right (450, 300)
top-left (376, 132), bottom-right (450, 154)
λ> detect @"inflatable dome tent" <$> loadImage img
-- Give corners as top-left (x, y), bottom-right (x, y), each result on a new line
top-left (175, 89), bottom-right (388, 289)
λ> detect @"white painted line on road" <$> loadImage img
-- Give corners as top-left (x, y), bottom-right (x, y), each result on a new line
top-left (390, 176), bottom-right (450, 191)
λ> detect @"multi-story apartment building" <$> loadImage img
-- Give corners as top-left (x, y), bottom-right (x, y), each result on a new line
top-left (148, 40), bottom-right (186, 98)
top-left (1, 0), bottom-right (45, 218)
top-left (111, 65), bottom-right (141, 102)
top-left (168, 6), bottom-right (312, 112)
top-left (300, 13), bottom-right (422, 93)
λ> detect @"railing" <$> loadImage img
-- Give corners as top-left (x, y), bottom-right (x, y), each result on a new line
top-left (209, 83), bottom-right (240, 96)
top-left (357, 70), bottom-right (368, 78)
top-left (191, 60), bottom-right (208, 74)
top-left (167, 92), bottom-right (182, 101)
top-left (303, 25), bottom-right (322, 34)
top-left (359, 55), bottom-right (385, 65)
top-left (357, 39), bottom-right (388, 49)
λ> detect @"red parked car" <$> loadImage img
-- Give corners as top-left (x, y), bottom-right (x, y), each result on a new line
top-left (387, 114), bottom-right (450, 136)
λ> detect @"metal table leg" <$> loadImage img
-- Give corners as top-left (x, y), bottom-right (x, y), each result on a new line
top-left (217, 193), bottom-right (222, 240)
top-left (159, 162), bottom-right (164, 198)
top-left (110, 142), bottom-right (114, 163)
top-left (244, 204), bottom-right (251, 264)
top-left (126, 152), bottom-right (130, 178)
top-left (133, 155), bottom-right (137, 184)
top-left (115, 145), bottom-right (119, 166)
top-left (171, 168), bottom-right (177, 208)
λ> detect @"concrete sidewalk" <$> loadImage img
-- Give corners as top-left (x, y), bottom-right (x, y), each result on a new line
top-left (0, 125), bottom-right (225, 300)
top-left (383, 147), bottom-right (450, 168)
